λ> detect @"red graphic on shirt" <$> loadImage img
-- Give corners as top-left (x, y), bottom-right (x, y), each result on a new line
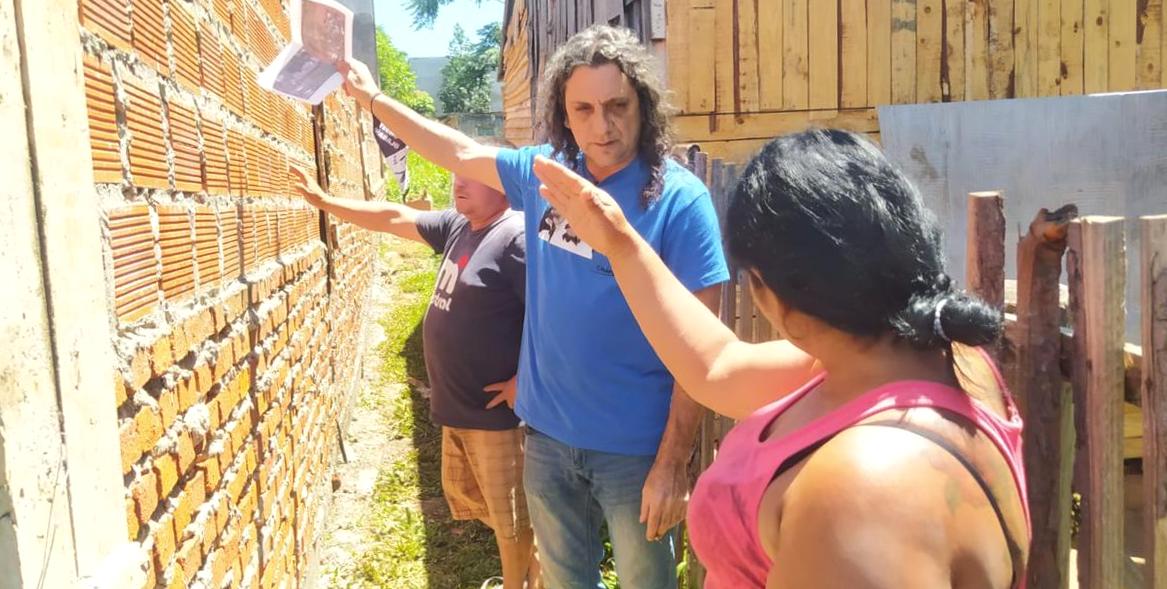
top-left (457, 254), bottom-right (470, 269)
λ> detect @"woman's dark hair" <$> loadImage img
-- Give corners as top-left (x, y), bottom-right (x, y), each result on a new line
top-left (726, 129), bottom-right (1001, 348)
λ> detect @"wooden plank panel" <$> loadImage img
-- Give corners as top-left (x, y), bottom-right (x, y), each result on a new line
top-left (715, 0), bottom-right (736, 113)
top-left (738, 0), bottom-right (761, 112)
top-left (1068, 216), bottom-right (1127, 589)
top-left (868, 0), bottom-right (892, 105)
top-left (1137, 0), bottom-right (1163, 89)
top-left (965, 192), bottom-right (1005, 310)
top-left (917, 0), bottom-right (942, 102)
top-left (758, 0), bottom-right (784, 110)
top-left (1140, 214), bottom-right (1167, 589)
top-left (965, 0), bottom-right (990, 100)
top-left (666, 0), bottom-right (689, 110)
top-left (1013, 0), bottom-right (1038, 97)
top-left (674, 108), bottom-right (879, 142)
top-left (1110, 0), bottom-right (1138, 90)
top-left (1061, 0), bottom-right (1085, 95)
top-left (891, 0), bottom-right (917, 103)
top-left (1036, 0), bottom-right (1061, 95)
top-left (943, 0), bottom-right (965, 101)
top-left (988, 0), bottom-right (1014, 98)
top-left (808, 0), bottom-right (838, 108)
top-left (1084, 0), bottom-right (1109, 92)
top-left (688, 7), bottom-right (716, 113)
top-left (840, 0), bottom-right (868, 108)
top-left (782, 0), bottom-right (809, 109)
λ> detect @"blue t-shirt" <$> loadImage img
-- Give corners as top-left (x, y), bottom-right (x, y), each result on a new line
top-left (497, 145), bottom-right (730, 455)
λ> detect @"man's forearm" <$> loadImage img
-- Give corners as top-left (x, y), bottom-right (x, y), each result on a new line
top-left (654, 385), bottom-right (704, 466)
top-left (314, 195), bottom-right (416, 237)
top-left (368, 94), bottom-right (494, 186)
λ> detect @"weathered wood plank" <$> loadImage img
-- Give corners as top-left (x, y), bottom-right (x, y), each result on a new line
top-left (965, 0), bottom-right (990, 100)
top-left (1140, 214), bottom-right (1167, 589)
top-left (1068, 216), bottom-right (1127, 589)
top-left (1084, 0), bottom-right (1109, 92)
top-left (737, 0), bottom-right (761, 112)
top-left (1014, 0), bottom-right (1039, 97)
top-left (988, 0), bottom-right (1015, 98)
top-left (1137, 0), bottom-right (1163, 90)
top-left (688, 6), bottom-right (717, 113)
top-left (1060, 0), bottom-right (1085, 95)
top-left (841, 0), bottom-right (868, 107)
top-left (809, 0), bottom-right (839, 108)
top-left (1110, 0), bottom-right (1138, 90)
top-left (1014, 206), bottom-right (1077, 589)
top-left (917, 0), bottom-right (943, 102)
top-left (892, 0), bottom-right (918, 103)
top-left (943, 0), bottom-right (965, 101)
top-left (666, 0), bottom-right (690, 110)
top-left (1037, 0), bottom-right (1061, 95)
top-left (758, 0), bottom-right (784, 110)
top-left (782, 0), bottom-right (809, 109)
top-left (966, 191), bottom-right (1006, 310)
top-left (716, 0), bottom-right (736, 113)
top-left (673, 108), bottom-right (879, 142)
top-left (868, 0), bottom-right (892, 105)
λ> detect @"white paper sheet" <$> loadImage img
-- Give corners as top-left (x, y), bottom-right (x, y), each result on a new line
top-left (258, 0), bottom-right (354, 104)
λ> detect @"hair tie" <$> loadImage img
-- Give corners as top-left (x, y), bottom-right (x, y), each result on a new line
top-left (933, 298), bottom-right (951, 342)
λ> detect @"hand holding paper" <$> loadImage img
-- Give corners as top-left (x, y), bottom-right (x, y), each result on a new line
top-left (258, 0), bottom-right (354, 104)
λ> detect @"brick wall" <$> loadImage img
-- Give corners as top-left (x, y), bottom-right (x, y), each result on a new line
top-left (78, 1), bottom-right (379, 587)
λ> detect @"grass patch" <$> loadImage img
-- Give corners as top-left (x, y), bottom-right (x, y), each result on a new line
top-left (386, 152), bottom-right (453, 210)
top-left (342, 243), bottom-right (502, 588)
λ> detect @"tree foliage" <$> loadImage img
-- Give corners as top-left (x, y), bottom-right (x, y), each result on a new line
top-left (437, 23), bottom-right (501, 115)
top-left (404, 0), bottom-right (490, 30)
top-left (376, 28), bottom-right (435, 117)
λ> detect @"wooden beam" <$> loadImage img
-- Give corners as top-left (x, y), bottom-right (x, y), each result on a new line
top-left (808, 0), bottom-right (838, 108)
top-left (965, 0), bottom-right (990, 100)
top-left (891, 0), bottom-right (917, 103)
top-left (758, 0), bottom-right (784, 110)
top-left (782, 0), bottom-right (809, 109)
top-left (966, 191), bottom-right (1007, 310)
top-left (1068, 216), bottom-right (1127, 589)
top-left (917, 0), bottom-right (943, 102)
top-left (1014, 206), bottom-right (1077, 589)
top-left (868, 0), bottom-right (892, 105)
top-left (1084, 0), bottom-right (1109, 93)
top-left (1060, 0), bottom-right (1085, 95)
top-left (840, 0), bottom-right (868, 108)
top-left (673, 108), bottom-right (879, 143)
top-left (988, 0), bottom-right (1015, 98)
top-left (1136, 0), bottom-right (1163, 90)
top-left (1140, 214), bottom-right (1167, 589)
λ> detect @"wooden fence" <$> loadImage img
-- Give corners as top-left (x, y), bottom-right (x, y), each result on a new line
top-left (681, 150), bottom-right (1163, 589)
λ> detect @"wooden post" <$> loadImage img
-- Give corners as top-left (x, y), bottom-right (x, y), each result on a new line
top-left (966, 191), bottom-right (1007, 310)
top-left (1141, 214), bottom-right (1167, 589)
top-left (1014, 206), bottom-right (1077, 589)
top-left (1068, 216), bottom-right (1127, 589)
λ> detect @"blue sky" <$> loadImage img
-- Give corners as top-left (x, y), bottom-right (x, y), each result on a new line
top-left (372, 0), bottom-right (504, 58)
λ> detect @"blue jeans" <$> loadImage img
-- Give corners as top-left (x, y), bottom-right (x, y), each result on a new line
top-left (523, 427), bottom-right (677, 589)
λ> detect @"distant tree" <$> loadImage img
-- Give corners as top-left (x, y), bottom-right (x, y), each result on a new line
top-left (405, 0), bottom-right (496, 30)
top-left (376, 28), bottom-right (435, 117)
top-left (437, 23), bottom-right (501, 115)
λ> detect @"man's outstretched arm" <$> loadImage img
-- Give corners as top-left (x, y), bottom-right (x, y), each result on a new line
top-left (339, 59), bottom-right (504, 193)
top-left (291, 166), bottom-right (425, 243)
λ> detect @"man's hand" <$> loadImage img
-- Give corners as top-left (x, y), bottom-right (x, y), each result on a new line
top-left (338, 59), bottom-right (378, 110)
top-left (640, 460), bottom-right (689, 541)
top-left (289, 166), bottom-right (327, 208)
top-left (483, 375), bottom-right (518, 410)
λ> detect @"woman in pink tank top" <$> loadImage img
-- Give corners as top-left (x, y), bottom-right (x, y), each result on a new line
top-left (533, 129), bottom-right (1031, 589)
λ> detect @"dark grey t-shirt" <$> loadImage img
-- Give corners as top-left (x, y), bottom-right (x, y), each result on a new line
top-left (416, 209), bottom-right (525, 430)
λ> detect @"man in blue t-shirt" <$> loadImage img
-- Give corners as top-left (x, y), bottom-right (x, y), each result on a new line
top-left (336, 24), bottom-right (729, 588)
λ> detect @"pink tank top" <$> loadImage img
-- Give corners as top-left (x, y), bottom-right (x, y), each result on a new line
top-left (687, 354), bottom-right (1031, 588)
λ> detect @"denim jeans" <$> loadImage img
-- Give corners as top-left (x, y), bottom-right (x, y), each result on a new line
top-left (523, 427), bottom-right (678, 589)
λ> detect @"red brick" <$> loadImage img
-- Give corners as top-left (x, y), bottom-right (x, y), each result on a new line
top-left (126, 496), bottom-right (140, 541)
top-left (120, 419), bottom-right (140, 473)
top-left (171, 491), bottom-right (195, 541)
top-left (150, 335), bottom-right (174, 375)
top-left (131, 470), bottom-right (159, 522)
top-left (151, 514), bottom-right (177, 573)
top-left (133, 406), bottom-right (162, 449)
top-left (158, 387), bottom-right (178, 431)
top-left (177, 372), bottom-right (198, 413)
top-left (176, 536), bottom-right (203, 582)
top-left (154, 453), bottom-right (179, 499)
top-left (162, 563), bottom-right (186, 589)
top-left (129, 345), bottom-right (152, 389)
top-left (200, 457), bottom-right (221, 495)
top-left (175, 430), bottom-right (196, 473)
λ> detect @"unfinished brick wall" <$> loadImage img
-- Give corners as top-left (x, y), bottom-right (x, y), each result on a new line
top-left (78, 0), bottom-right (380, 587)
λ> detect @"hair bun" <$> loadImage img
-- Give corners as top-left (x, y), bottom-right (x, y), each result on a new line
top-left (891, 290), bottom-right (1002, 348)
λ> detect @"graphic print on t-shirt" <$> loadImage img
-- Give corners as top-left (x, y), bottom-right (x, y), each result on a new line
top-left (537, 206), bottom-right (592, 259)
top-left (432, 254), bottom-right (468, 312)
